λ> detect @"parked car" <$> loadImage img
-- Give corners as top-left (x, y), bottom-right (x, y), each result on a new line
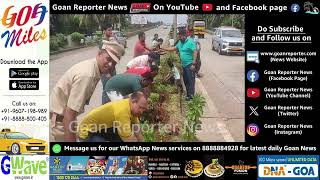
top-left (112, 30), bottom-right (127, 48)
top-left (211, 26), bottom-right (244, 55)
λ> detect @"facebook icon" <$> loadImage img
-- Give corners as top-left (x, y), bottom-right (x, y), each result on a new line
top-left (247, 70), bottom-right (259, 82)
top-left (291, 4), bottom-right (300, 13)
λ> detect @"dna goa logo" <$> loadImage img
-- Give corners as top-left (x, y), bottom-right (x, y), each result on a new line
top-left (258, 164), bottom-right (318, 178)
top-left (0, 3), bottom-right (48, 48)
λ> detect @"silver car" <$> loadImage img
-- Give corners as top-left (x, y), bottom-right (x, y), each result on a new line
top-left (211, 26), bottom-right (244, 55)
top-left (112, 30), bottom-right (127, 48)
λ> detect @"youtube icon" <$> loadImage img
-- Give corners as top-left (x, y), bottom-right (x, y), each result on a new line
top-left (202, 4), bottom-right (213, 11)
top-left (247, 88), bottom-right (260, 98)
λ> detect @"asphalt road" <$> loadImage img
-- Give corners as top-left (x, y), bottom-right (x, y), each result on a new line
top-left (50, 26), bottom-right (244, 142)
top-left (196, 33), bottom-right (244, 142)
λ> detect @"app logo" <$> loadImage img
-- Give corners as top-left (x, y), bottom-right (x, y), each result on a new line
top-left (130, 3), bottom-right (151, 13)
top-left (247, 88), bottom-right (260, 98)
top-left (249, 106), bottom-right (259, 116)
top-left (9, 80), bottom-right (39, 90)
top-left (53, 157), bottom-right (60, 165)
top-left (52, 144), bottom-right (62, 154)
top-left (247, 123), bottom-right (259, 136)
top-left (263, 165), bottom-right (286, 176)
top-left (9, 68), bottom-right (39, 78)
top-left (259, 164), bottom-right (318, 178)
top-left (11, 81), bottom-right (17, 89)
top-left (225, 160), bottom-right (257, 175)
top-left (1, 156), bottom-right (10, 175)
top-left (1, 4), bottom-right (48, 48)
top-left (204, 159), bottom-right (225, 178)
top-left (247, 51), bottom-right (260, 63)
top-left (50, 156), bottom-right (67, 174)
top-left (202, 4), bottom-right (213, 11)
top-left (10, 70), bottom-right (17, 78)
top-left (291, 4), bottom-right (300, 12)
top-left (185, 160), bottom-right (203, 178)
top-left (247, 70), bottom-right (259, 82)
top-left (304, 2), bottom-right (319, 14)
top-left (258, 155), bottom-right (319, 179)
top-left (1, 156), bottom-right (48, 175)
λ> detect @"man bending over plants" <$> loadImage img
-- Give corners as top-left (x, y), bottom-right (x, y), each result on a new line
top-left (103, 73), bottom-right (153, 103)
top-left (78, 91), bottom-right (148, 142)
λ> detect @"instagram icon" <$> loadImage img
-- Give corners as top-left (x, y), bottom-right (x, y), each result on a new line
top-left (247, 123), bottom-right (259, 136)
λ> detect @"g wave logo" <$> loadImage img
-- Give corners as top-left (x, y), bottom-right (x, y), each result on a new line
top-left (1, 156), bottom-right (48, 175)
top-left (1, 156), bottom-right (10, 175)
top-left (258, 164), bottom-right (318, 178)
top-left (0, 3), bottom-right (48, 48)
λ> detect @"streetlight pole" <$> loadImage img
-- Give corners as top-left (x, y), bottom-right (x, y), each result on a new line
top-left (173, 14), bottom-right (177, 42)
top-left (231, 14), bottom-right (234, 27)
top-left (118, 14), bottom-right (121, 31)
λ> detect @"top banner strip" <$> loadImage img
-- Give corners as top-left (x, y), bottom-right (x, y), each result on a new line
top-left (49, 0), bottom-right (315, 14)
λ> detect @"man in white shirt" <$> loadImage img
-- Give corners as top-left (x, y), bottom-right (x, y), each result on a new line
top-left (126, 52), bottom-right (158, 69)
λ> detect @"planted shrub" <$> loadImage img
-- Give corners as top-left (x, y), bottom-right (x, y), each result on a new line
top-left (183, 94), bottom-right (206, 141)
top-left (55, 33), bottom-right (67, 47)
top-left (148, 93), bottom-right (160, 110)
top-left (50, 37), bottom-right (60, 51)
top-left (70, 32), bottom-right (84, 44)
top-left (141, 121), bottom-right (155, 142)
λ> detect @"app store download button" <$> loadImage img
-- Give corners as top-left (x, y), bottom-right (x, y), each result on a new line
top-left (9, 80), bottom-right (39, 90)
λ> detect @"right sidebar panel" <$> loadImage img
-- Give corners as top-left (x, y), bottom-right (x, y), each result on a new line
top-left (245, 14), bottom-right (319, 144)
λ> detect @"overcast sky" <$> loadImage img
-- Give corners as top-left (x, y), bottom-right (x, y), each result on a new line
top-left (144, 14), bottom-right (188, 24)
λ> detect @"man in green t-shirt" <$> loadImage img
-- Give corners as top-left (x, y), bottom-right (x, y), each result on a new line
top-left (162, 29), bottom-right (198, 100)
top-left (103, 73), bottom-right (152, 103)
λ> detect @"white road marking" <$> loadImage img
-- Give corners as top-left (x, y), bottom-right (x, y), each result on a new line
top-left (196, 78), bottom-right (236, 142)
top-left (227, 90), bottom-right (244, 104)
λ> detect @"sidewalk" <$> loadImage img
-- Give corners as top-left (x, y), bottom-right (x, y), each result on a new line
top-left (195, 78), bottom-right (236, 142)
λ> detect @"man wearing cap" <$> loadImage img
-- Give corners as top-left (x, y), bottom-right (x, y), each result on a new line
top-left (161, 29), bottom-right (198, 101)
top-left (50, 41), bottom-right (125, 142)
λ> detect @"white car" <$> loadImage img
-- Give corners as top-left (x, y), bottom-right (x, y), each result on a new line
top-left (212, 26), bottom-right (244, 55)
top-left (112, 30), bottom-right (127, 48)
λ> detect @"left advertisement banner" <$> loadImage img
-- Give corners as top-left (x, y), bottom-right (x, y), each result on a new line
top-left (0, 0), bottom-right (49, 179)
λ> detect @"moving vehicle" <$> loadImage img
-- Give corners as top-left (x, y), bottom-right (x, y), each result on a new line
top-left (163, 24), bottom-right (170, 29)
top-left (0, 128), bottom-right (48, 155)
top-left (193, 20), bottom-right (206, 38)
top-left (112, 30), bottom-right (127, 48)
top-left (211, 26), bottom-right (244, 55)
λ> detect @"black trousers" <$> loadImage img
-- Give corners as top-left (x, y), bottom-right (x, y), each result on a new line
top-left (83, 128), bottom-right (123, 142)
